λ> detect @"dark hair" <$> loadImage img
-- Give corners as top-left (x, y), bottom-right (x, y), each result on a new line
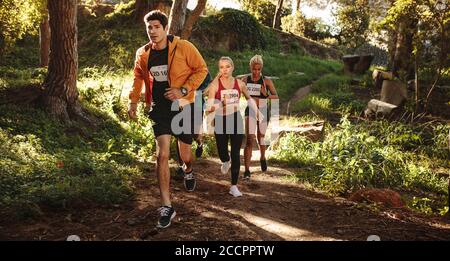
top-left (144, 10), bottom-right (168, 29)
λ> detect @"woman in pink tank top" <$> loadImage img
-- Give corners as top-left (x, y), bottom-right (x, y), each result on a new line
top-left (205, 56), bottom-right (262, 197)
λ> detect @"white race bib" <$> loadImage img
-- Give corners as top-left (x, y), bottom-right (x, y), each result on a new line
top-left (220, 89), bottom-right (240, 105)
top-left (150, 65), bottom-right (168, 82)
top-left (247, 83), bottom-right (261, 96)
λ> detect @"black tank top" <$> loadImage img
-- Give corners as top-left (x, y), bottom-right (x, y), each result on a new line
top-left (246, 75), bottom-right (268, 99)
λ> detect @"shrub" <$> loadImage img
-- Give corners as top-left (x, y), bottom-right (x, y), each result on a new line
top-left (192, 8), bottom-right (269, 51)
top-left (240, 0), bottom-right (289, 27)
top-left (281, 13), bottom-right (306, 37)
top-left (271, 116), bottom-right (449, 198)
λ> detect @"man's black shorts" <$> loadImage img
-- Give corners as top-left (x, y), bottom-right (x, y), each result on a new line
top-left (148, 102), bottom-right (204, 145)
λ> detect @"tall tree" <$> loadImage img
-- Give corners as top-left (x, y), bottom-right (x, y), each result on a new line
top-left (42, 0), bottom-right (80, 123)
top-left (273, 0), bottom-right (285, 29)
top-left (181, 0), bottom-right (207, 39)
top-left (135, 0), bottom-right (172, 23)
top-left (39, 14), bottom-right (50, 67)
top-left (135, 0), bottom-right (152, 22)
top-left (37, 0), bottom-right (50, 67)
top-left (168, 0), bottom-right (188, 35)
top-left (335, 0), bottom-right (370, 51)
top-left (391, 17), bottom-right (416, 80)
top-left (39, 17), bottom-right (50, 67)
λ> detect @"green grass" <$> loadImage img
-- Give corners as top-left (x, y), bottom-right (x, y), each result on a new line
top-left (292, 73), bottom-right (366, 117)
top-left (0, 66), bottom-right (47, 91)
top-left (270, 116), bottom-right (450, 215)
top-left (0, 103), bottom-right (144, 217)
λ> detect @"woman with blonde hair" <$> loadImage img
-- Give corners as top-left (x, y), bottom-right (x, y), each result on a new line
top-left (206, 56), bottom-right (261, 197)
top-left (242, 55), bottom-right (278, 179)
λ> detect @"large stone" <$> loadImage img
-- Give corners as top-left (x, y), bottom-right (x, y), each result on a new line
top-left (349, 189), bottom-right (405, 208)
top-left (372, 69), bottom-right (393, 81)
top-left (354, 54), bottom-right (374, 74)
top-left (270, 121), bottom-right (325, 150)
top-left (372, 69), bottom-right (393, 89)
top-left (364, 99), bottom-right (397, 117)
top-left (380, 80), bottom-right (407, 106)
top-left (343, 54), bottom-right (374, 74)
top-left (342, 55), bottom-right (360, 74)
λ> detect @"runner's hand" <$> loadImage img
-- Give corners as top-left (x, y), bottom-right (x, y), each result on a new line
top-left (164, 88), bottom-right (183, 101)
top-left (128, 103), bottom-right (137, 120)
top-left (206, 105), bottom-right (216, 114)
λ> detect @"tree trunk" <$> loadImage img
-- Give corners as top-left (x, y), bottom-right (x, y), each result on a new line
top-left (292, 0), bottom-right (301, 15)
top-left (273, 0), bottom-right (284, 29)
top-left (168, 0), bottom-right (188, 36)
top-left (391, 17), bottom-right (417, 81)
top-left (135, 0), bottom-right (152, 23)
top-left (39, 17), bottom-right (51, 67)
top-left (180, 0), bottom-right (207, 39)
top-left (43, 0), bottom-right (79, 123)
top-left (135, 0), bottom-right (172, 23)
top-left (387, 30), bottom-right (397, 71)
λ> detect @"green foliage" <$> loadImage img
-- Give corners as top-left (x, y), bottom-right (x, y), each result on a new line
top-left (0, 67), bottom-right (46, 90)
top-left (240, 0), bottom-right (289, 27)
top-left (78, 2), bottom-right (146, 69)
top-left (303, 17), bottom-right (334, 41)
top-left (0, 66), bottom-right (159, 213)
top-left (408, 196), bottom-right (448, 216)
top-left (0, 35), bottom-right (40, 68)
top-left (272, 116), bottom-right (449, 202)
top-left (336, 0), bottom-right (370, 51)
top-left (378, 0), bottom-right (449, 102)
top-left (0, 104), bottom-right (143, 210)
top-left (281, 14), bottom-right (335, 41)
top-left (281, 13), bottom-right (306, 37)
top-left (193, 8), bottom-right (270, 51)
top-left (292, 73), bottom-right (365, 116)
top-left (0, 0), bottom-right (46, 55)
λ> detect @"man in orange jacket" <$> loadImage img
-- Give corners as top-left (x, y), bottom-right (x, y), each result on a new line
top-left (128, 10), bottom-right (208, 229)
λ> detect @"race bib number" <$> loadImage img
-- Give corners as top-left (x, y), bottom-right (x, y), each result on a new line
top-left (150, 65), bottom-right (168, 82)
top-left (220, 89), bottom-right (240, 105)
top-left (247, 83), bottom-right (261, 96)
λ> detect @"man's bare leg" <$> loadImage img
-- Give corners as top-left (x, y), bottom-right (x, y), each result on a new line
top-left (156, 135), bottom-right (172, 206)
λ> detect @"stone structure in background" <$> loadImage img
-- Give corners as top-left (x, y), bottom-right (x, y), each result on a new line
top-left (364, 69), bottom-right (407, 118)
top-left (270, 121), bottom-right (325, 150)
top-left (343, 54), bottom-right (374, 74)
top-left (380, 80), bottom-right (407, 106)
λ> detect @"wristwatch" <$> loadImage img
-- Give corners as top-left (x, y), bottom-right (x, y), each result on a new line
top-left (180, 87), bottom-right (188, 96)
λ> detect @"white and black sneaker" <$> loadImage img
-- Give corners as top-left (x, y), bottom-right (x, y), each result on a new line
top-left (156, 206), bottom-right (176, 229)
top-left (184, 171), bottom-right (196, 192)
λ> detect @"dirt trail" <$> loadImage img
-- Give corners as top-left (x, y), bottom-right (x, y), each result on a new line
top-left (1, 152), bottom-right (449, 241)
